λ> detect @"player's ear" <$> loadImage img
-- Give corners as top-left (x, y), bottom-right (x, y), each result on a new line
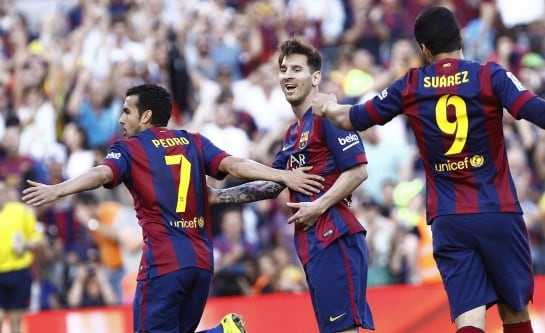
top-left (312, 70), bottom-right (321, 87)
top-left (420, 44), bottom-right (433, 62)
top-left (141, 109), bottom-right (152, 124)
top-left (419, 43), bottom-right (426, 55)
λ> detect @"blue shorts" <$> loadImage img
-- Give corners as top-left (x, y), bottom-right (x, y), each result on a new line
top-left (0, 268), bottom-right (32, 310)
top-left (133, 267), bottom-right (212, 333)
top-left (431, 213), bottom-right (534, 320)
top-left (304, 232), bottom-right (375, 333)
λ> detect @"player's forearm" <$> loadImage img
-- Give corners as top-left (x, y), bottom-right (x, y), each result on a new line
top-left (214, 181), bottom-right (284, 204)
top-left (97, 276), bottom-right (118, 305)
top-left (56, 166), bottom-right (113, 197)
top-left (325, 103), bottom-right (355, 130)
top-left (224, 157), bottom-right (289, 184)
top-left (314, 165), bottom-right (367, 211)
top-left (518, 96), bottom-right (545, 129)
top-left (66, 280), bottom-right (84, 308)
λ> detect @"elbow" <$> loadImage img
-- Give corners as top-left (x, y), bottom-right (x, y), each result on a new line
top-left (225, 165), bottom-right (243, 180)
top-left (360, 171), bottom-right (368, 184)
top-left (89, 166), bottom-right (113, 187)
top-left (362, 169), bottom-right (368, 183)
top-left (99, 172), bottom-right (112, 186)
top-left (356, 165), bottom-right (368, 185)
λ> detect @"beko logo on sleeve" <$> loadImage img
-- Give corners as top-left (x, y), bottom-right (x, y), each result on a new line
top-left (106, 152), bottom-right (121, 159)
top-left (338, 133), bottom-right (359, 145)
top-left (337, 133), bottom-right (360, 151)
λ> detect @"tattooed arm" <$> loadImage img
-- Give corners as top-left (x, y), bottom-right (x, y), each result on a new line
top-left (218, 156), bottom-right (323, 196)
top-left (208, 181), bottom-right (286, 205)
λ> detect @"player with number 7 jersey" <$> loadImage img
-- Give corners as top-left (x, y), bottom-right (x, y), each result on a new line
top-left (22, 83), bottom-right (324, 333)
top-left (101, 127), bottom-right (227, 280)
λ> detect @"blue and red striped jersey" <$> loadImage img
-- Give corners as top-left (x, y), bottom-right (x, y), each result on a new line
top-left (349, 58), bottom-right (537, 223)
top-left (101, 127), bottom-right (230, 280)
top-left (272, 109), bottom-right (367, 265)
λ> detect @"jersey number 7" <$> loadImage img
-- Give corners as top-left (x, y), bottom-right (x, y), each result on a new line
top-left (165, 154), bottom-right (192, 212)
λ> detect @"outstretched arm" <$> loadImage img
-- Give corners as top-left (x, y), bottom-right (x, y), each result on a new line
top-left (312, 92), bottom-right (355, 130)
top-left (22, 165), bottom-right (114, 207)
top-left (219, 156), bottom-right (323, 196)
top-left (517, 96), bottom-right (545, 129)
top-left (209, 180), bottom-right (285, 205)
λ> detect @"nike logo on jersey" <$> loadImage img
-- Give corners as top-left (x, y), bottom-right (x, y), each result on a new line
top-left (282, 144), bottom-right (294, 151)
top-left (329, 313), bottom-right (346, 322)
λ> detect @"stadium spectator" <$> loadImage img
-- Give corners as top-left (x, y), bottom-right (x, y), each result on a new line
top-left (65, 258), bottom-right (118, 308)
top-left (0, 116), bottom-right (47, 199)
top-left (0, 178), bottom-right (45, 333)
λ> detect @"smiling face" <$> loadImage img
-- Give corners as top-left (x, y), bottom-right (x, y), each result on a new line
top-left (279, 53), bottom-right (321, 112)
top-left (119, 94), bottom-right (150, 138)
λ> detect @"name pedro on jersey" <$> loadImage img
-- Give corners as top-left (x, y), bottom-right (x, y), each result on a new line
top-left (152, 137), bottom-right (190, 148)
top-left (423, 70), bottom-right (469, 88)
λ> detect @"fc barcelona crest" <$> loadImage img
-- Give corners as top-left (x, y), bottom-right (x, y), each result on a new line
top-left (299, 131), bottom-right (309, 150)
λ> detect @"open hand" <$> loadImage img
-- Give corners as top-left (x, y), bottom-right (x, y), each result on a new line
top-left (21, 180), bottom-right (59, 207)
top-left (283, 166), bottom-right (324, 196)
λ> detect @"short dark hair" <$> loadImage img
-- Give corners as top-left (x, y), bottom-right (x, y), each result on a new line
top-left (277, 36), bottom-right (322, 73)
top-left (125, 84), bottom-right (172, 126)
top-left (413, 7), bottom-right (462, 56)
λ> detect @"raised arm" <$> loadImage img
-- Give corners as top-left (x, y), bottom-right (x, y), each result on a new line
top-left (517, 96), bottom-right (545, 129)
top-left (22, 165), bottom-right (114, 207)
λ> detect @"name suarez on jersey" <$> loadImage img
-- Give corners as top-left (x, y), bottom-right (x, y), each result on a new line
top-left (423, 70), bottom-right (469, 88)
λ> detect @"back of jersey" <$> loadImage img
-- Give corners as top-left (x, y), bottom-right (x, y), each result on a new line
top-left (102, 127), bottom-right (229, 279)
top-left (399, 58), bottom-right (529, 221)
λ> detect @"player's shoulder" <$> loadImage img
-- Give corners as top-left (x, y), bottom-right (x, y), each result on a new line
top-left (484, 60), bottom-right (508, 72)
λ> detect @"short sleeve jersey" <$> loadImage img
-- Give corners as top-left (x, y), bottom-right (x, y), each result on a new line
top-left (349, 59), bottom-right (536, 222)
top-left (272, 109), bottom-right (367, 264)
top-left (101, 127), bottom-right (229, 280)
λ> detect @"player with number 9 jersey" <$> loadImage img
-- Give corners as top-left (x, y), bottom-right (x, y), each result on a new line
top-left (349, 59), bottom-right (532, 223)
top-left (312, 7), bottom-right (545, 332)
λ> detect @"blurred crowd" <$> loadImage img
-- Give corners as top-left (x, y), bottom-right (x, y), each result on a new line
top-left (1, 0), bottom-right (545, 314)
